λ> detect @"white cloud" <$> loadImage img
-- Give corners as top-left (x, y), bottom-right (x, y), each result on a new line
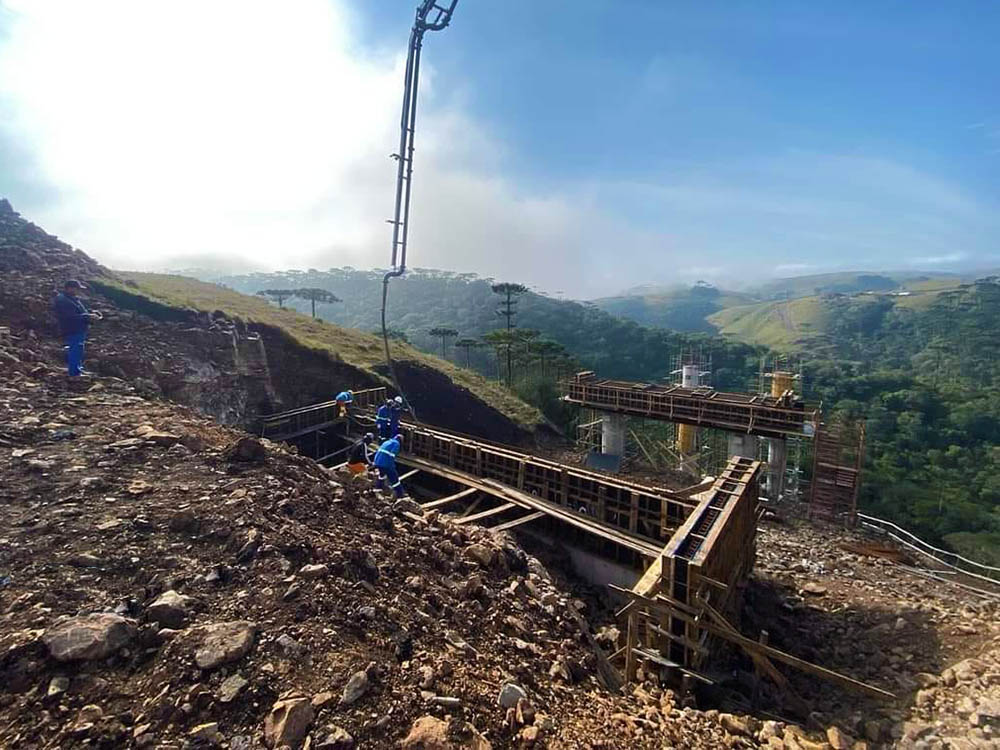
top-left (0, 2), bottom-right (996, 299)
top-left (0, 0), bottom-right (655, 298)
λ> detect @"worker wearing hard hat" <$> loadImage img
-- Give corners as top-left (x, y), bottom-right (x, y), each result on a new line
top-left (376, 396), bottom-right (408, 440)
top-left (335, 389), bottom-right (354, 418)
top-left (373, 433), bottom-right (407, 498)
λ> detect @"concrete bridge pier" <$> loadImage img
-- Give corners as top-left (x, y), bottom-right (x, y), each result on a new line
top-left (766, 437), bottom-right (787, 500)
top-left (728, 433), bottom-right (758, 460)
top-left (601, 412), bottom-right (627, 458)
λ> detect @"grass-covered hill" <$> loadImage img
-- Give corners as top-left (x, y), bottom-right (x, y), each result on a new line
top-left (200, 268), bottom-right (764, 390)
top-left (592, 271), bottom-right (971, 345)
top-left (107, 272), bottom-right (543, 429)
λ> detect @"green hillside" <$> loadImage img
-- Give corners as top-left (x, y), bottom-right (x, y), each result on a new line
top-left (709, 287), bottom-right (964, 353)
top-left (109, 272), bottom-right (544, 428)
top-left (594, 282), bottom-right (755, 333)
top-left (203, 268), bottom-right (764, 390)
top-left (592, 271), bottom-right (970, 339)
top-left (801, 277), bottom-right (1000, 565)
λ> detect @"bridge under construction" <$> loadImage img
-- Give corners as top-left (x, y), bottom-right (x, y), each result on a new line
top-left (563, 371), bottom-right (865, 524)
top-left (255, 386), bottom-right (887, 700)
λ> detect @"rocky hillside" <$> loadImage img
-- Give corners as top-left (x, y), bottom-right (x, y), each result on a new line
top-left (0, 199), bottom-right (538, 443)
top-left (1, 336), bottom-right (772, 750)
top-left (2, 312), bottom-right (999, 748)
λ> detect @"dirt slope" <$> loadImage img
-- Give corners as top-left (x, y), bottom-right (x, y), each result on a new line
top-left (0, 199), bottom-right (540, 442)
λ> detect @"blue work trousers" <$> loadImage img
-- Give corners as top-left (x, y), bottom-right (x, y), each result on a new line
top-left (377, 422), bottom-right (391, 440)
top-left (375, 465), bottom-right (404, 498)
top-left (64, 331), bottom-right (87, 376)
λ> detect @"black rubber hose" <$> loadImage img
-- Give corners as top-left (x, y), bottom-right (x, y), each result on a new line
top-left (381, 271), bottom-right (418, 422)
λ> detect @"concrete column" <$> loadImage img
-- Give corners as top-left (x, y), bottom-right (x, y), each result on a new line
top-left (766, 437), bottom-right (787, 500)
top-left (601, 412), bottom-right (626, 457)
top-left (727, 433), bottom-right (758, 460)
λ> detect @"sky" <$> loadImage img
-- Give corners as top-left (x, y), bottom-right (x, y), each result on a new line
top-left (1, 0), bottom-right (998, 298)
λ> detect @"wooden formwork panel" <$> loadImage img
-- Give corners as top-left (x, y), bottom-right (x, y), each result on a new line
top-left (650, 456), bottom-right (762, 671)
top-left (563, 372), bottom-right (818, 439)
top-left (397, 421), bottom-right (696, 545)
top-left (809, 421), bottom-right (865, 523)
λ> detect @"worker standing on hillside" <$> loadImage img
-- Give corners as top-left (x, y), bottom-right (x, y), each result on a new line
top-left (373, 433), bottom-right (407, 498)
top-left (346, 432), bottom-right (375, 476)
top-left (53, 280), bottom-right (101, 377)
top-left (335, 389), bottom-right (354, 418)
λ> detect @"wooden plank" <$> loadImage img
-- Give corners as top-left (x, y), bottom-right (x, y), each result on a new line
top-left (453, 502), bottom-right (518, 525)
top-left (701, 600), bottom-right (788, 690)
top-left (399, 468), bottom-right (420, 481)
top-left (398, 455), bottom-right (662, 558)
top-left (632, 556), bottom-right (664, 598)
top-left (459, 494), bottom-right (485, 519)
top-left (631, 647), bottom-right (713, 684)
top-left (493, 511), bottom-right (545, 532)
top-left (614, 587), bottom-right (893, 700)
top-left (420, 487), bottom-right (476, 510)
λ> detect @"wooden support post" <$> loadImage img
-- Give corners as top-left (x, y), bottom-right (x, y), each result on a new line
top-left (517, 460), bottom-right (526, 490)
top-left (752, 630), bottom-right (769, 710)
top-left (624, 610), bottom-right (638, 684)
top-left (629, 491), bottom-right (639, 534)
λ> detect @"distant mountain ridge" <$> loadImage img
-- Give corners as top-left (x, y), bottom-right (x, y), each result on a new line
top-left (593, 270), bottom-right (980, 348)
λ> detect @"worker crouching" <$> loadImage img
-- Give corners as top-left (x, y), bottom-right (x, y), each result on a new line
top-left (346, 432), bottom-right (375, 476)
top-left (373, 433), bottom-right (407, 498)
top-left (335, 389), bottom-right (354, 418)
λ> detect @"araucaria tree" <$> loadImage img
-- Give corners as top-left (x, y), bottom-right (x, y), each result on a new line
top-left (256, 289), bottom-right (296, 308)
top-left (429, 327), bottom-right (459, 359)
top-left (295, 288), bottom-right (341, 319)
top-left (491, 282), bottom-right (528, 386)
top-left (454, 338), bottom-right (479, 368)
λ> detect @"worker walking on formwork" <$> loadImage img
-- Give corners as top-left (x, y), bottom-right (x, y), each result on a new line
top-left (346, 432), bottom-right (376, 476)
top-left (373, 433), bottom-right (407, 498)
top-left (335, 389), bottom-right (354, 418)
top-left (376, 395), bottom-right (408, 440)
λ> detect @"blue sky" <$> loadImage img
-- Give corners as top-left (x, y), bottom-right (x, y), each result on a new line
top-left (1, 0), bottom-right (998, 296)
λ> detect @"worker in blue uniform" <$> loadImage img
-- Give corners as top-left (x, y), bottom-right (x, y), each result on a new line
top-left (373, 434), bottom-right (406, 498)
top-left (335, 389), bottom-right (354, 418)
top-left (375, 399), bottom-right (393, 440)
top-left (52, 279), bottom-right (101, 376)
top-left (389, 395), bottom-right (407, 434)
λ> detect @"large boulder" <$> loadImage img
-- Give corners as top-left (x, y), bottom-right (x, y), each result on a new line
top-left (193, 621), bottom-right (257, 669)
top-left (401, 716), bottom-right (492, 750)
top-left (263, 695), bottom-right (314, 749)
top-left (42, 614), bottom-right (136, 662)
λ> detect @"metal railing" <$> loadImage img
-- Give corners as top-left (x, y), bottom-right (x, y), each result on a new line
top-left (258, 387), bottom-right (387, 440)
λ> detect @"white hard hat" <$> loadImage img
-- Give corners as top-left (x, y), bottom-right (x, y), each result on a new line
top-left (394, 396), bottom-right (403, 405)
